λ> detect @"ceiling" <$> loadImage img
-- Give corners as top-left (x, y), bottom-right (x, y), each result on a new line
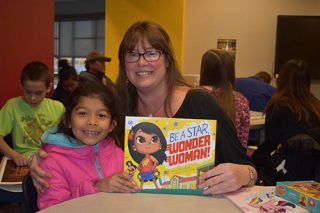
top-left (55, 0), bottom-right (105, 16)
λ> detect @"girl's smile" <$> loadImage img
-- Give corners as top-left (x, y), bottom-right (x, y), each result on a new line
top-left (70, 96), bottom-right (116, 145)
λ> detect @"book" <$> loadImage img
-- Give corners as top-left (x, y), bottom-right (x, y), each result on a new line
top-left (276, 180), bottom-right (320, 212)
top-left (225, 185), bottom-right (309, 213)
top-left (0, 156), bottom-right (29, 192)
top-left (124, 116), bottom-right (217, 195)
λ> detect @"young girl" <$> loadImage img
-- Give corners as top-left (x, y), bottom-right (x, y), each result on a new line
top-left (37, 83), bottom-right (135, 209)
top-left (128, 122), bottom-right (167, 189)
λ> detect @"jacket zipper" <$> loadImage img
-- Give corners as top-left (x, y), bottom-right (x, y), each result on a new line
top-left (94, 143), bottom-right (104, 179)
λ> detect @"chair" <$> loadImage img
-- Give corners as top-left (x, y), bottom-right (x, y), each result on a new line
top-left (22, 172), bottom-right (39, 213)
top-left (253, 126), bottom-right (320, 185)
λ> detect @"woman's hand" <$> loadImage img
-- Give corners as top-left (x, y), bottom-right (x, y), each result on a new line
top-left (29, 149), bottom-right (51, 193)
top-left (95, 172), bottom-right (136, 193)
top-left (12, 152), bottom-right (28, 166)
top-left (198, 163), bottom-right (257, 194)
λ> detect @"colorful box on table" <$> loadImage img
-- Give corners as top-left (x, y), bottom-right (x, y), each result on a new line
top-left (276, 180), bottom-right (320, 212)
top-left (124, 116), bottom-right (217, 195)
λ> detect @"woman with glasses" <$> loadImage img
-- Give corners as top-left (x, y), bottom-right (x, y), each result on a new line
top-left (30, 21), bottom-right (257, 195)
top-left (116, 21), bottom-right (257, 194)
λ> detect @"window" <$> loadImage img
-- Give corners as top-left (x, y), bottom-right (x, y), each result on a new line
top-left (54, 17), bottom-right (105, 87)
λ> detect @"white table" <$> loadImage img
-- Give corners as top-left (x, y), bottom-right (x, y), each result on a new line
top-left (250, 111), bottom-right (265, 129)
top-left (38, 192), bottom-right (242, 213)
top-left (249, 111), bottom-right (266, 145)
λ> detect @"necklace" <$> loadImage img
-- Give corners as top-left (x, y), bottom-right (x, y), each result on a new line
top-left (138, 99), bottom-right (164, 117)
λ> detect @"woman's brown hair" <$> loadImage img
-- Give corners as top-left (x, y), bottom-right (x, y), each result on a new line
top-left (265, 59), bottom-right (320, 122)
top-left (116, 21), bottom-right (191, 117)
top-left (199, 49), bottom-right (236, 122)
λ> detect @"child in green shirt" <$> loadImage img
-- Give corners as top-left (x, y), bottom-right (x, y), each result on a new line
top-left (0, 61), bottom-right (65, 166)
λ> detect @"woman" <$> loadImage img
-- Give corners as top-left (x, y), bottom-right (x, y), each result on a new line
top-left (199, 49), bottom-right (250, 148)
top-left (30, 21), bottom-right (257, 195)
top-left (264, 59), bottom-right (320, 148)
top-left (253, 59), bottom-right (320, 184)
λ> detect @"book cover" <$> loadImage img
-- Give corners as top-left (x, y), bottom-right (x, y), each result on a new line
top-left (225, 185), bottom-right (309, 213)
top-left (124, 116), bottom-right (217, 195)
top-left (276, 180), bottom-right (320, 212)
top-left (0, 156), bottom-right (29, 192)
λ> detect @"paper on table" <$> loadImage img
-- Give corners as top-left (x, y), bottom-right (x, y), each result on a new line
top-left (224, 185), bottom-right (309, 213)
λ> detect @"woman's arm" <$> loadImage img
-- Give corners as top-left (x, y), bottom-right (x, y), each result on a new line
top-left (235, 92), bottom-right (250, 148)
top-left (174, 89), bottom-right (257, 194)
top-left (198, 164), bottom-right (257, 194)
top-left (37, 156), bottom-right (72, 210)
top-left (29, 149), bottom-right (51, 193)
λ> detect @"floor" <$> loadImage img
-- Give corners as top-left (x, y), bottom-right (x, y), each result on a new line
top-left (0, 203), bottom-right (21, 213)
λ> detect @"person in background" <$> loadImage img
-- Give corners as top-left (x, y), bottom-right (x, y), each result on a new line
top-left (263, 59), bottom-right (320, 150)
top-left (199, 49), bottom-right (250, 148)
top-left (52, 60), bottom-right (79, 106)
top-left (58, 59), bottom-right (68, 70)
top-left (38, 83), bottom-right (134, 209)
top-left (0, 61), bottom-right (64, 166)
top-left (79, 50), bottom-right (114, 87)
top-left (30, 21), bottom-right (257, 195)
top-left (254, 71), bottom-right (272, 84)
top-left (253, 59), bottom-right (320, 184)
top-left (236, 71), bottom-right (276, 112)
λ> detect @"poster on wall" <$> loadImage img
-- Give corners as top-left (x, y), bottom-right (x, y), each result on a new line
top-left (217, 39), bottom-right (236, 61)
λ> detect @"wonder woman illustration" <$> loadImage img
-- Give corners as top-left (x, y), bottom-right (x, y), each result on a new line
top-left (128, 122), bottom-right (167, 189)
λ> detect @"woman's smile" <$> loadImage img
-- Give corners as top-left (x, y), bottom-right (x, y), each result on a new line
top-left (135, 70), bottom-right (153, 77)
top-left (82, 130), bottom-right (100, 136)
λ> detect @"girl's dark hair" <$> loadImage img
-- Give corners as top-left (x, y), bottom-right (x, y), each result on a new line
top-left (58, 82), bottom-right (122, 147)
top-left (128, 122), bottom-right (167, 164)
top-left (58, 59), bottom-right (69, 68)
top-left (265, 59), bottom-right (320, 122)
top-left (58, 62), bottom-right (79, 82)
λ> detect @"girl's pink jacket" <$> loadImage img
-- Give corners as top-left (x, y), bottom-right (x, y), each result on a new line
top-left (37, 127), bottom-right (124, 209)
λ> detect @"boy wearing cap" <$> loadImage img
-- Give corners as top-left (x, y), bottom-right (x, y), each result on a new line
top-left (0, 61), bottom-right (65, 166)
top-left (79, 50), bottom-right (114, 87)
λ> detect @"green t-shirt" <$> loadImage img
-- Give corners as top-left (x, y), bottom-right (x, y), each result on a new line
top-left (0, 97), bottom-right (65, 156)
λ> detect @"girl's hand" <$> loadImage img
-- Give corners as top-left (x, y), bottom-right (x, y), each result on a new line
top-left (12, 152), bottom-right (28, 166)
top-left (29, 149), bottom-right (51, 193)
top-left (198, 163), bottom-right (256, 194)
top-left (95, 172), bottom-right (136, 193)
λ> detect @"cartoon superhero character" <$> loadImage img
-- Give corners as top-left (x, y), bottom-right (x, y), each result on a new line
top-left (128, 122), bottom-right (167, 190)
top-left (249, 198), bottom-right (296, 213)
top-left (125, 160), bottom-right (139, 188)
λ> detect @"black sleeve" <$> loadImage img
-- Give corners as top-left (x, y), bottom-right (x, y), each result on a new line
top-left (174, 89), bottom-right (254, 166)
top-left (265, 106), bottom-right (283, 148)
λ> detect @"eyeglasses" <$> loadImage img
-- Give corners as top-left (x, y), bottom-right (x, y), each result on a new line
top-left (125, 50), bottom-right (162, 63)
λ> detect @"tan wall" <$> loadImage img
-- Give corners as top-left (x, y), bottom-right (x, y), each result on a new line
top-left (184, 0), bottom-right (320, 98)
top-left (105, 0), bottom-right (184, 81)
